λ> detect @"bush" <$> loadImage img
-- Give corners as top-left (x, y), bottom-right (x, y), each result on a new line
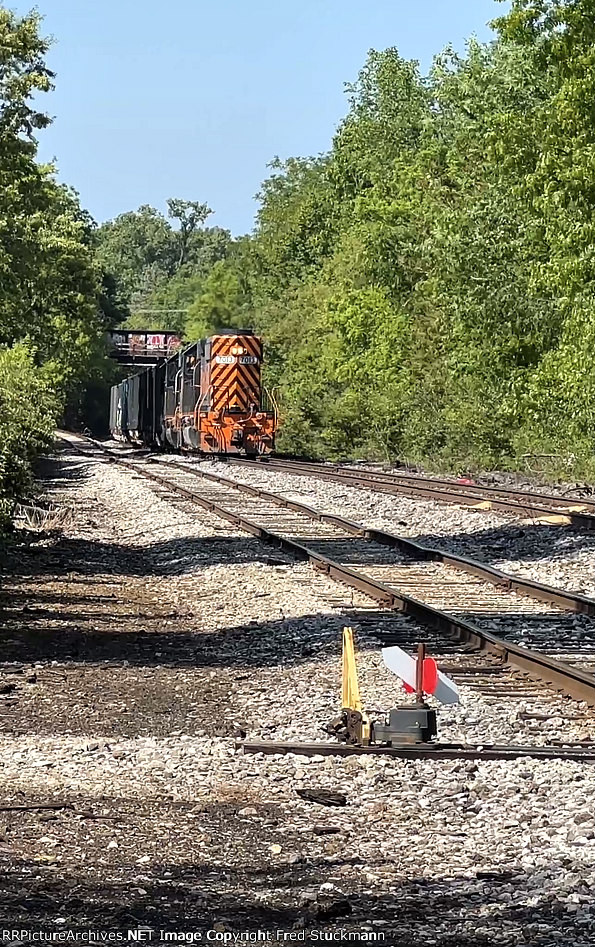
top-left (0, 344), bottom-right (59, 529)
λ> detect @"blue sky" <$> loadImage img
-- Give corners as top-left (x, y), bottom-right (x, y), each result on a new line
top-left (12, 0), bottom-right (509, 234)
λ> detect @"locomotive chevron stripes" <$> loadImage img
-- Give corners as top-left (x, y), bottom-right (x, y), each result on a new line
top-left (211, 334), bottom-right (262, 412)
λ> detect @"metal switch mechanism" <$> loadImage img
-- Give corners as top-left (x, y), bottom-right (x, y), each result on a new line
top-left (372, 705), bottom-right (438, 746)
top-left (327, 628), bottom-right (458, 748)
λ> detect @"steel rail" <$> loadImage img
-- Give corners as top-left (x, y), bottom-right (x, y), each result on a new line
top-left (226, 456), bottom-right (595, 528)
top-left (239, 740), bottom-right (595, 762)
top-left (64, 441), bottom-right (595, 706)
top-left (153, 457), bottom-right (595, 618)
top-left (233, 456), bottom-right (595, 509)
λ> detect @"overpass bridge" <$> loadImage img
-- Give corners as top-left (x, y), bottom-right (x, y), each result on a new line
top-left (107, 330), bottom-right (182, 367)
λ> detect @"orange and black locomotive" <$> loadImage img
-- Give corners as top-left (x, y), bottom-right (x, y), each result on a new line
top-left (109, 329), bottom-right (277, 455)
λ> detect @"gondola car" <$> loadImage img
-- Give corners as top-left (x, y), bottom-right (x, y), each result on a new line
top-left (109, 329), bottom-right (277, 455)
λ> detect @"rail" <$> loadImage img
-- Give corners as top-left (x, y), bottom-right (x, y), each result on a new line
top-left (225, 457), bottom-right (595, 529)
top-left (58, 436), bottom-right (595, 707)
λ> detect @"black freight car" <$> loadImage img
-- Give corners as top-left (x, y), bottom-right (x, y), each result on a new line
top-left (109, 363), bottom-right (166, 446)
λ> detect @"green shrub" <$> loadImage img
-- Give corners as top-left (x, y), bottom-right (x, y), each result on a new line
top-left (0, 344), bottom-right (59, 528)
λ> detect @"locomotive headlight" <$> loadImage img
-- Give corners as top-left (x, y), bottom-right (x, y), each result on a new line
top-left (231, 345), bottom-right (246, 356)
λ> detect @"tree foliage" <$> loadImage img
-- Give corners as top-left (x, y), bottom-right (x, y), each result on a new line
top-left (96, 201), bottom-right (232, 331)
top-left (0, 8), bottom-right (106, 523)
top-left (0, 344), bottom-right (58, 528)
top-left (234, 0), bottom-right (595, 471)
top-left (99, 0), bottom-right (595, 474)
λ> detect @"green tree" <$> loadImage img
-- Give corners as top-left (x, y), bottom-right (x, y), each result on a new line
top-left (97, 200), bottom-right (232, 334)
top-left (95, 205), bottom-right (176, 310)
top-left (493, 0), bottom-right (595, 458)
top-left (167, 198), bottom-right (212, 266)
top-left (0, 8), bottom-right (105, 519)
top-left (0, 344), bottom-right (59, 528)
top-left (185, 260), bottom-right (248, 339)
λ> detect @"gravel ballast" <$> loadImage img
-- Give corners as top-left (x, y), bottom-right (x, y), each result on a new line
top-left (1, 438), bottom-right (595, 944)
top-left (197, 459), bottom-right (595, 599)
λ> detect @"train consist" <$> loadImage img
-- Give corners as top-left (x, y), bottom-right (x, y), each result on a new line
top-left (109, 330), bottom-right (277, 455)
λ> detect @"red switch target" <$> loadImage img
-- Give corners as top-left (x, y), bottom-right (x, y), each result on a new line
top-left (403, 657), bottom-right (439, 696)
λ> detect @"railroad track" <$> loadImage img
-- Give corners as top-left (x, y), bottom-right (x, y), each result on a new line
top-left (59, 435), bottom-right (595, 716)
top-left (225, 456), bottom-right (595, 529)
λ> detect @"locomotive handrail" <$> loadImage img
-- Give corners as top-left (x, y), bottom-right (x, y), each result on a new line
top-left (264, 386), bottom-right (280, 420)
top-left (194, 385), bottom-right (214, 427)
top-left (172, 369), bottom-right (184, 430)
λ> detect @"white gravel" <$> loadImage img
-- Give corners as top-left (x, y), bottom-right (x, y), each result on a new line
top-left (196, 459), bottom-right (595, 599)
top-left (1, 434), bottom-right (594, 943)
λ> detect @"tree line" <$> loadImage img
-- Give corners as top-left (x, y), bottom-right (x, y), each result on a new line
top-left (0, 9), bottom-right (110, 526)
top-left (99, 0), bottom-right (595, 475)
top-left (2, 0), bottom-right (595, 527)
